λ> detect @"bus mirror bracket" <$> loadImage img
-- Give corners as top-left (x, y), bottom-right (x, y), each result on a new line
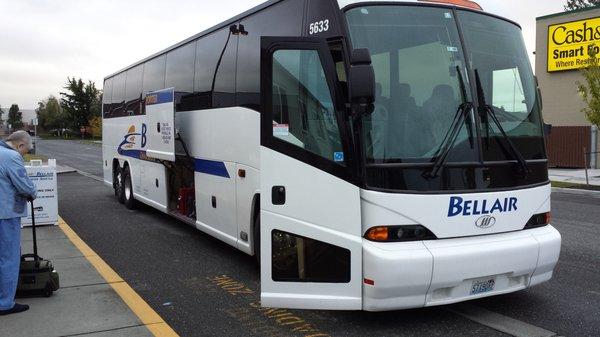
top-left (348, 48), bottom-right (375, 117)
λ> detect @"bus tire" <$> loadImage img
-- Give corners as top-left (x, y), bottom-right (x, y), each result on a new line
top-left (123, 167), bottom-right (136, 210)
top-left (254, 214), bottom-right (260, 266)
top-left (114, 166), bottom-right (125, 204)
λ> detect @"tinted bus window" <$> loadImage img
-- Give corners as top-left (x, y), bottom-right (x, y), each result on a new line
top-left (193, 29), bottom-right (229, 110)
top-left (143, 55), bottom-right (166, 95)
top-left (102, 78), bottom-right (113, 118)
top-left (111, 72), bottom-right (127, 117)
top-left (166, 42), bottom-right (196, 112)
top-left (125, 65), bottom-right (143, 116)
top-left (213, 27), bottom-right (238, 108)
top-left (236, 0), bottom-right (303, 110)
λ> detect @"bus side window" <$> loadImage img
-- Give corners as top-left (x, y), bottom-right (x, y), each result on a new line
top-left (125, 65), bottom-right (143, 116)
top-left (236, 0), bottom-right (304, 110)
top-left (111, 72), bottom-right (127, 118)
top-left (194, 29), bottom-right (229, 110)
top-left (165, 41), bottom-right (196, 112)
top-left (213, 27), bottom-right (238, 108)
top-left (102, 78), bottom-right (113, 119)
top-left (271, 49), bottom-right (344, 164)
top-left (141, 55), bottom-right (166, 115)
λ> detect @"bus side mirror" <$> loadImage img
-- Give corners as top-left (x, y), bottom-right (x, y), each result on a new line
top-left (534, 75), bottom-right (543, 111)
top-left (348, 48), bottom-right (375, 116)
top-left (544, 123), bottom-right (552, 137)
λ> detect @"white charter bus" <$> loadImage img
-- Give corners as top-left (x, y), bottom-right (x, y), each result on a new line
top-left (102, 0), bottom-right (561, 311)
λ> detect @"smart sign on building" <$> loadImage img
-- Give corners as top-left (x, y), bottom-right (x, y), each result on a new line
top-left (548, 17), bottom-right (600, 72)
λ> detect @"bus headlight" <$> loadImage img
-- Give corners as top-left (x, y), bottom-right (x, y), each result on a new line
top-left (524, 212), bottom-right (551, 230)
top-left (365, 225), bottom-right (437, 242)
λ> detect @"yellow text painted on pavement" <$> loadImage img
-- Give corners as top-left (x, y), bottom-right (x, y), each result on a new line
top-left (207, 275), bottom-right (331, 337)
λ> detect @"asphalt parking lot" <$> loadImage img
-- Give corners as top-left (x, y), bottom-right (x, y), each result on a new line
top-left (39, 139), bottom-right (600, 337)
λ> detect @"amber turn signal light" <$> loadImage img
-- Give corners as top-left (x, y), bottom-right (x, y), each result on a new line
top-left (365, 225), bottom-right (438, 242)
top-left (366, 226), bottom-right (389, 242)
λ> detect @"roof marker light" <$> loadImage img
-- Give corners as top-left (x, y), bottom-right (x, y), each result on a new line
top-left (418, 0), bottom-right (483, 11)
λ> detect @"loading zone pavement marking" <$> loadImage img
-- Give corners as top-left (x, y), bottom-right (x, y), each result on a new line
top-left (58, 217), bottom-right (179, 337)
top-left (207, 275), bottom-right (331, 337)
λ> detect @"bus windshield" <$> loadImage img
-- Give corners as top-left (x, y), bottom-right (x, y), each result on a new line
top-left (347, 5), bottom-right (477, 163)
top-left (458, 10), bottom-right (545, 162)
top-left (345, 5), bottom-right (547, 191)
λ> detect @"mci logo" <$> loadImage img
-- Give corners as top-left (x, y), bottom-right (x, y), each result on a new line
top-left (475, 215), bottom-right (496, 229)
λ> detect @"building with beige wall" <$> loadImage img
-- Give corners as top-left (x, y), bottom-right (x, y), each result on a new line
top-left (536, 6), bottom-right (599, 168)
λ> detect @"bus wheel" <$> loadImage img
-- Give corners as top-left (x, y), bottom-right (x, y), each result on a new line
top-left (254, 215), bottom-right (260, 266)
top-left (123, 167), bottom-right (136, 210)
top-left (114, 166), bottom-right (125, 204)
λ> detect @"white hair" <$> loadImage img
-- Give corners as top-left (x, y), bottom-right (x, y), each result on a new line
top-left (6, 130), bottom-right (32, 148)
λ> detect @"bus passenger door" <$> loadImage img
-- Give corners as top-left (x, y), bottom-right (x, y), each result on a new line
top-left (259, 37), bottom-right (362, 310)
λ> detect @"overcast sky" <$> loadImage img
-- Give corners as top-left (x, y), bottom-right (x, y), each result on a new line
top-left (0, 0), bottom-right (566, 109)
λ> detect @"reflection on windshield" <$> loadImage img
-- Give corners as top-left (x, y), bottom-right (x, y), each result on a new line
top-left (459, 10), bottom-right (545, 161)
top-left (346, 6), bottom-right (478, 163)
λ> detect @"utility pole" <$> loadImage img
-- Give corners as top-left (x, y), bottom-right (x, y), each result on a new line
top-left (33, 118), bottom-right (38, 155)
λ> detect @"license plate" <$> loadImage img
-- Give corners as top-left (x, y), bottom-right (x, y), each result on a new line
top-left (470, 279), bottom-right (495, 295)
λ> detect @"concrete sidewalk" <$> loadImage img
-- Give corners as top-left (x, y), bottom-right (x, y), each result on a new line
top-left (549, 168), bottom-right (600, 186)
top-left (0, 223), bottom-right (157, 337)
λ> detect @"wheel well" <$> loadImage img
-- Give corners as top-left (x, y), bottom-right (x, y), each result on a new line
top-left (251, 193), bottom-right (260, 254)
top-left (112, 159), bottom-right (120, 186)
top-left (251, 193), bottom-right (260, 228)
top-left (112, 159), bottom-right (130, 186)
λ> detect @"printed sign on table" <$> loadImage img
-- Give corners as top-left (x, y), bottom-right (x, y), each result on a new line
top-left (21, 159), bottom-right (58, 226)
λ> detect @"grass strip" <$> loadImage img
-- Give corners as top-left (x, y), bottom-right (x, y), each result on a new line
top-left (551, 181), bottom-right (600, 191)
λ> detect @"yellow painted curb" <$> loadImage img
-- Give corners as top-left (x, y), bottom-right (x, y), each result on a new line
top-left (58, 217), bottom-right (179, 337)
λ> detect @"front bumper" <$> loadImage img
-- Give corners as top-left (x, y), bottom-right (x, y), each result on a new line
top-left (362, 225), bottom-right (561, 311)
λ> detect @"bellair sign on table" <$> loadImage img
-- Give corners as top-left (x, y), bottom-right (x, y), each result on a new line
top-left (21, 159), bottom-right (58, 227)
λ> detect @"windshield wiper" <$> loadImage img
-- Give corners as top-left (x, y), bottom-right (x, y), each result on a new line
top-left (424, 66), bottom-right (474, 179)
top-left (456, 66), bottom-right (475, 149)
top-left (474, 70), bottom-right (529, 176)
top-left (425, 102), bottom-right (474, 179)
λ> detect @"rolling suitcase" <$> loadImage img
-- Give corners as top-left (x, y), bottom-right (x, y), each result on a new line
top-left (17, 201), bottom-right (60, 297)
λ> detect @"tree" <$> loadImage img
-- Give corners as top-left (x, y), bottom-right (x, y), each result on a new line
top-left (7, 104), bottom-right (23, 130)
top-left (88, 116), bottom-right (102, 139)
top-left (565, 0), bottom-right (600, 10)
top-left (37, 95), bottom-right (67, 131)
top-left (577, 46), bottom-right (600, 129)
top-left (60, 77), bottom-right (102, 129)
top-left (0, 105), bottom-right (4, 125)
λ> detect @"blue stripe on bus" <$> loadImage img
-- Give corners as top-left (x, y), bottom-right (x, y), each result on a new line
top-left (118, 149), bottom-right (144, 159)
top-left (194, 159), bottom-right (230, 178)
top-left (118, 146), bottom-right (230, 179)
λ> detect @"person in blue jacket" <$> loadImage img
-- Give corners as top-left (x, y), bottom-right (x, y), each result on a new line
top-left (0, 131), bottom-right (37, 315)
